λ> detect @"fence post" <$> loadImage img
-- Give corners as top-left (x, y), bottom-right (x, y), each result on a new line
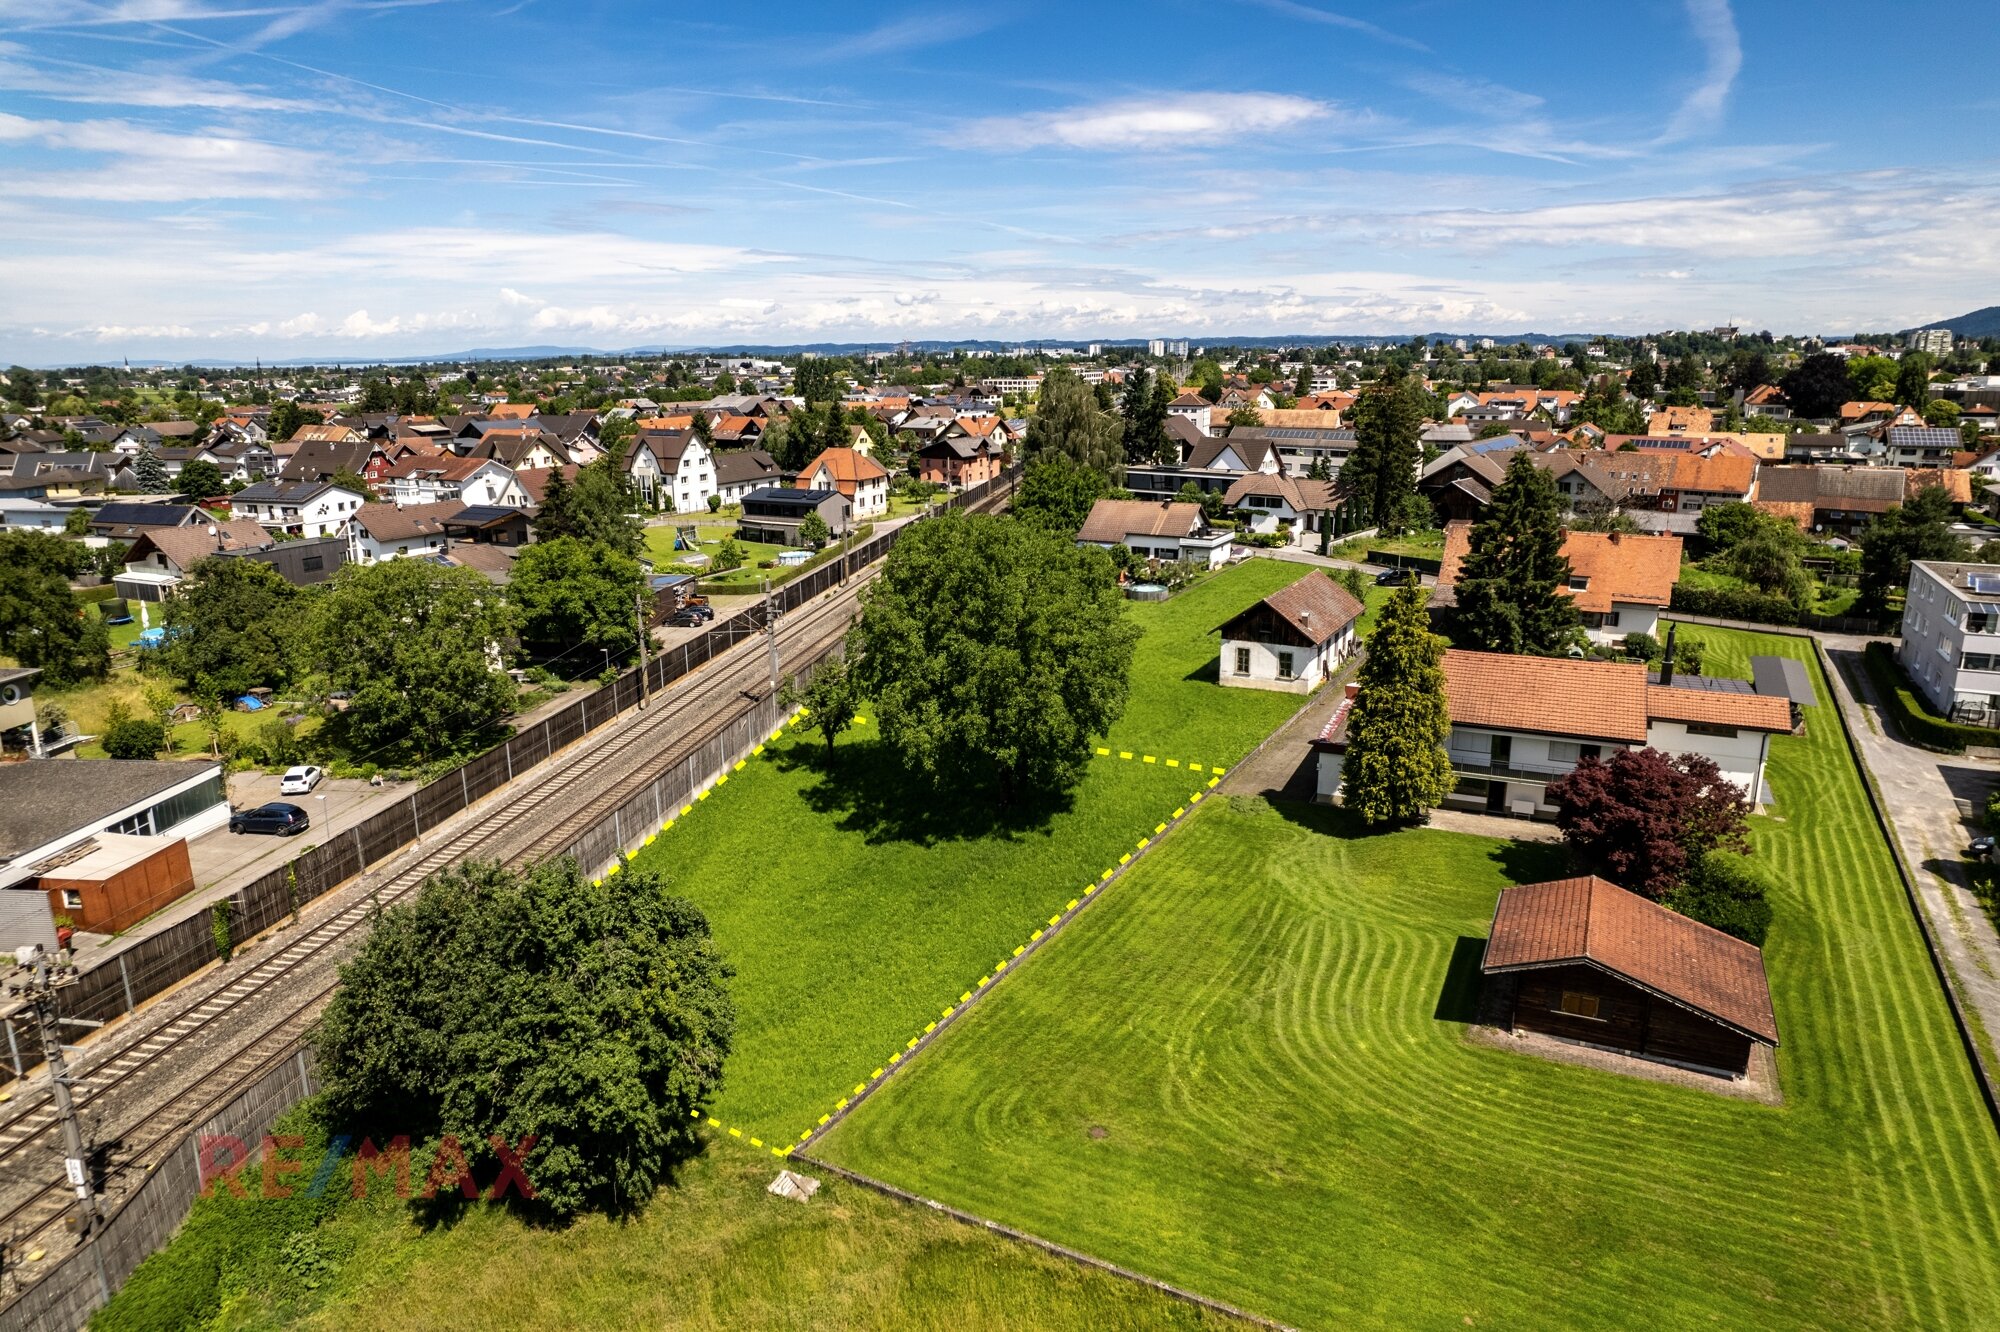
top-left (5, 1017), bottom-right (21, 1079)
top-left (120, 957), bottom-right (136, 1014)
top-left (505, 742), bottom-right (513, 782)
top-left (461, 765), bottom-right (470, 810)
top-left (411, 793), bottom-right (422, 840)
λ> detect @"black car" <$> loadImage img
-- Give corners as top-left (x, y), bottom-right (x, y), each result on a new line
top-left (230, 802), bottom-right (311, 836)
top-left (666, 607), bottom-right (709, 628)
top-left (1374, 566), bottom-right (1419, 586)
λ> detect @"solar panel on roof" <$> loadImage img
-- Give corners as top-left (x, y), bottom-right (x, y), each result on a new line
top-left (1970, 574), bottom-right (2000, 596)
top-left (1649, 673), bottom-right (1753, 694)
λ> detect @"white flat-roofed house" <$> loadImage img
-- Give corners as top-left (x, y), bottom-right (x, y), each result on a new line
top-left (1899, 561), bottom-right (2000, 725)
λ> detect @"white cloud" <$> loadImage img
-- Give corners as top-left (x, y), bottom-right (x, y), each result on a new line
top-left (0, 113), bottom-right (335, 200)
top-left (959, 93), bottom-right (1333, 152)
top-left (1662, 0), bottom-right (1742, 141)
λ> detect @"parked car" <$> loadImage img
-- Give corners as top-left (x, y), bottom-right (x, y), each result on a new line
top-left (1968, 835), bottom-right (1995, 863)
top-left (1374, 567), bottom-right (1419, 586)
top-left (278, 764), bottom-right (324, 795)
top-left (229, 802), bottom-right (310, 836)
top-left (683, 603), bottom-right (715, 622)
top-left (665, 608), bottom-right (707, 628)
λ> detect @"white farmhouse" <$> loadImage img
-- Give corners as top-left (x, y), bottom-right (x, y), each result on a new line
top-left (1217, 574), bottom-right (1364, 693)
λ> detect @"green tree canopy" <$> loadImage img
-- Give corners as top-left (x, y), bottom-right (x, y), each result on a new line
top-left (533, 456), bottom-right (641, 557)
top-left (798, 510), bottom-right (831, 550)
top-left (1779, 353), bottom-right (1852, 419)
top-left (780, 642), bottom-right (860, 760)
top-left (1894, 353), bottom-right (1934, 408)
top-left (309, 559), bottom-right (516, 759)
top-left (792, 358), bottom-right (842, 405)
top-left (1337, 366), bottom-right (1425, 534)
top-left (508, 536), bottom-right (645, 662)
top-left (0, 533), bottom-right (108, 687)
top-left (1340, 581), bottom-right (1454, 825)
top-left (162, 557), bottom-right (297, 696)
top-left (267, 400), bottom-right (323, 443)
top-left (1024, 366), bottom-right (1123, 484)
top-left (854, 512), bottom-right (1137, 804)
top-left (1860, 484), bottom-right (1968, 615)
top-left (176, 457), bottom-right (226, 499)
top-left (1452, 451), bottom-right (1578, 654)
top-left (132, 451), bottom-right (171, 493)
top-left (1118, 369), bottom-right (1171, 466)
top-left (313, 858), bottom-right (734, 1220)
top-left (1012, 455), bottom-right (1109, 535)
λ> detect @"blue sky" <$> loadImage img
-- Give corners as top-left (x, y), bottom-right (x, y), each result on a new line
top-left (1, 0), bottom-right (1996, 361)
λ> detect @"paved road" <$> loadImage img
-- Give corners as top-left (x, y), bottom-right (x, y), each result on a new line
top-left (1820, 633), bottom-right (2000, 1071)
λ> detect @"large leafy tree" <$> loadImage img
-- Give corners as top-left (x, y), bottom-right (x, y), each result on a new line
top-left (1024, 366), bottom-right (1123, 484)
top-left (1012, 455), bottom-right (1109, 535)
top-left (314, 858), bottom-right (734, 1220)
top-left (533, 455), bottom-right (641, 557)
top-left (854, 512), bottom-right (1138, 804)
top-left (508, 536), bottom-right (645, 661)
top-left (1452, 452), bottom-right (1579, 654)
top-left (0, 534), bottom-right (108, 688)
top-left (267, 400), bottom-right (323, 443)
top-left (1860, 484), bottom-right (1967, 615)
top-left (1338, 365), bottom-right (1425, 533)
top-left (1340, 581), bottom-right (1454, 825)
top-left (779, 642), bottom-right (860, 761)
top-left (793, 358), bottom-right (842, 405)
top-left (1118, 369), bottom-right (1171, 466)
top-left (1894, 352), bottom-right (1934, 409)
top-left (1546, 747), bottom-right (1751, 898)
top-left (309, 559), bottom-right (516, 759)
top-left (162, 557), bottom-right (297, 695)
top-left (176, 457), bottom-right (226, 499)
top-left (1779, 352), bottom-right (1853, 419)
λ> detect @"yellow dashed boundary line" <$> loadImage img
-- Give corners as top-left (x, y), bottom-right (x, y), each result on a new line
top-left (641, 717), bottom-right (1236, 1158)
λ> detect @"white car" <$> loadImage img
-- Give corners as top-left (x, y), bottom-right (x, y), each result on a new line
top-left (278, 764), bottom-right (324, 796)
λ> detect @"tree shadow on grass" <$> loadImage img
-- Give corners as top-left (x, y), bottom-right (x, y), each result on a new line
top-left (1487, 837), bottom-right (1574, 885)
top-left (1433, 935), bottom-right (1488, 1024)
top-left (770, 736), bottom-right (1076, 847)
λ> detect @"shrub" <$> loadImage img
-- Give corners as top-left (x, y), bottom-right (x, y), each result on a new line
top-left (1667, 583), bottom-right (1800, 626)
top-left (706, 493), bottom-right (721, 513)
top-left (102, 717), bottom-right (166, 759)
top-left (1622, 632), bottom-right (1661, 661)
top-left (1862, 641), bottom-right (2000, 753)
top-left (1664, 850), bottom-right (1774, 946)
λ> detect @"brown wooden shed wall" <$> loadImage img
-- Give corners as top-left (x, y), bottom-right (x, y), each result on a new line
top-left (1509, 962), bottom-right (1753, 1077)
top-left (40, 838), bottom-right (195, 935)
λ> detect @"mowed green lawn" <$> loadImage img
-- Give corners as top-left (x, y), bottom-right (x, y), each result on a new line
top-left (1113, 558), bottom-right (1384, 763)
top-left (818, 626), bottom-right (2000, 1329)
top-left (630, 727), bottom-right (1197, 1143)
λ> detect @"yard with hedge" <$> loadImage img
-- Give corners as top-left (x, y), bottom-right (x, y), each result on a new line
top-left (816, 626), bottom-right (2000, 1329)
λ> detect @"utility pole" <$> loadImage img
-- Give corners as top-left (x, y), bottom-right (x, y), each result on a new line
top-left (7, 946), bottom-right (112, 1305)
top-left (762, 576), bottom-right (780, 698)
top-left (633, 588), bottom-right (651, 708)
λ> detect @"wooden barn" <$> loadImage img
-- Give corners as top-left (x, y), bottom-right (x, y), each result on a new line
top-left (1481, 876), bottom-right (1779, 1079)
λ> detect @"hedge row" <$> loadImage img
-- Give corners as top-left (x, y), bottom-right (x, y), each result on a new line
top-left (1861, 641), bottom-right (2000, 754)
top-left (1668, 583), bottom-right (1801, 626)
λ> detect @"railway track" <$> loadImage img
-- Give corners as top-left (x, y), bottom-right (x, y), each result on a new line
top-left (0, 567), bottom-right (878, 1288)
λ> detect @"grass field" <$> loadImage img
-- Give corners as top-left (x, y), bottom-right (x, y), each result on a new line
top-left (101, 1120), bottom-right (1239, 1332)
top-left (818, 626), bottom-right (2000, 1329)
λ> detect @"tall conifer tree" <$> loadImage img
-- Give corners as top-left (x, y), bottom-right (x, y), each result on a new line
top-left (1453, 451), bottom-right (1579, 654)
top-left (1340, 581), bottom-right (1454, 825)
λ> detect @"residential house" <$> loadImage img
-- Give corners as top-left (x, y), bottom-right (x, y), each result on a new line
top-left (230, 480), bottom-right (364, 538)
top-left (380, 454), bottom-right (525, 507)
top-left (288, 422), bottom-right (366, 447)
top-left (88, 501), bottom-right (203, 541)
top-left (713, 449), bottom-right (784, 507)
top-left (1435, 521), bottom-right (1684, 643)
top-left (1751, 465), bottom-right (1951, 538)
top-left (115, 519), bottom-right (275, 600)
top-left (637, 430), bottom-right (716, 513)
top-left (1313, 649), bottom-right (1791, 815)
top-left (1217, 574), bottom-right (1364, 693)
top-left (1075, 499), bottom-right (1234, 568)
top-left (917, 435), bottom-right (1005, 489)
top-left (1481, 876), bottom-right (1778, 1079)
top-left (442, 506), bottom-right (533, 550)
top-left (465, 428), bottom-right (567, 472)
top-left (738, 486), bottom-right (850, 544)
top-left (1167, 390), bottom-right (1213, 435)
top-left (1646, 405), bottom-right (1715, 436)
top-left (1898, 561), bottom-right (2000, 724)
top-left (1223, 472), bottom-right (1340, 538)
top-left (279, 438), bottom-right (388, 485)
top-left (513, 465), bottom-right (578, 509)
top-left (348, 501), bottom-right (464, 565)
top-left (1226, 424), bottom-right (1354, 479)
top-left (798, 447), bottom-right (890, 519)
top-left (1884, 426), bottom-right (1964, 468)
top-left (204, 437), bottom-right (276, 483)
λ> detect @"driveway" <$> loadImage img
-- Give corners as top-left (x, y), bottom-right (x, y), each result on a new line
top-left (194, 772), bottom-right (411, 890)
top-left (1820, 633), bottom-right (2000, 1071)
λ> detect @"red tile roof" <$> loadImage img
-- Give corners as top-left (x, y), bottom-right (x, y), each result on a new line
top-left (1437, 521), bottom-right (1684, 613)
top-left (1443, 649), bottom-right (1651, 743)
top-left (1076, 499), bottom-right (1202, 543)
top-left (1221, 573), bottom-right (1364, 644)
top-left (1483, 876), bottom-right (1779, 1044)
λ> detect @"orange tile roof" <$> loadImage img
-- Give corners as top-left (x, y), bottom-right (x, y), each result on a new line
top-left (486, 403), bottom-right (536, 420)
top-left (1483, 876), bottom-right (1778, 1044)
top-left (954, 415), bottom-right (1000, 437)
top-left (799, 446), bottom-right (888, 488)
top-left (1444, 649), bottom-right (1652, 744)
top-left (1643, 685), bottom-right (1791, 733)
top-left (636, 415), bottom-right (694, 430)
top-left (1905, 468), bottom-right (1973, 504)
top-left (1839, 400), bottom-right (1896, 422)
top-left (1437, 522), bottom-right (1683, 613)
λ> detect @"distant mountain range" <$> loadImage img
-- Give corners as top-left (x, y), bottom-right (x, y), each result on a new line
top-left (1912, 306), bottom-right (2000, 340)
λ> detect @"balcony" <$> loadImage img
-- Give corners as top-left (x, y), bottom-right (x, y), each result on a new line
top-left (1448, 755), bottom-right (1577, 782)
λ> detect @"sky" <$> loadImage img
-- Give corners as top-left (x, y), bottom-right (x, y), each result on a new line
top-left (1, 0), bottom-right (1997, 363)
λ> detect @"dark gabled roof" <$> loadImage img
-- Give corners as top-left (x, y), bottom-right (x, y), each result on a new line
top-left (91, 502), bottom-right (199, 531)
top-left (713, 448), bottom-right (781, 487)
top-left (1219, 573), bottom-right (1364, 644)
top-left (446, 504), bottom-right (529, 529)
top-left (1482, 876), bottom-right (1779, 1046)
top-left (352, 501), bottom-right (462, 542)
top-left (1885, 426), bottom-right (1963, 450)
top-left (234, 479), bottom-right (346, 504)
top-left (1186, 436), bottom-right (1276, 471)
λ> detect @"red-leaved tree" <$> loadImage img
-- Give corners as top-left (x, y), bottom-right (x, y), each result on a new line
top-left (1545, 748), bottom-right (1751, 898)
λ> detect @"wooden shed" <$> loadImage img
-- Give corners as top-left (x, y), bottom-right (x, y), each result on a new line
top-left (35, 834), bottom-right (195, 934)
top-left (1481, 876), bottom-right (1779, 1078)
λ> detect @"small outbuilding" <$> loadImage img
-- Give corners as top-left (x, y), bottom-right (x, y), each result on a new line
top-left (33, 833), bottom-right (195, 934)
top-left (1481, 876), bottom-right (1779, 1079)
top-left (1216, 573), bottom-right (1364, 693)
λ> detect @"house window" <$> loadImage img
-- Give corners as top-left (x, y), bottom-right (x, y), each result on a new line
top-left (1277, 651), bottom-right (1295, 680)
top-left (1604, 610), bottom-right (1621, 628)
top-left (1558, 990), bottom-right (1602, 1020)
top-left (1567, 575), bottom-right (1590, 590)
top-left (302, 556), bottom-right (324, 572)
top-left (1232, 647), bottom-right (1251, 676)
top-left (1547, 741), bottom-right (1581, 764)
top-left (1964, 653), bottom-right (1996, 672)
top-left (62, 889), bottom-right (83, 910)
top-left (1968, 613), bottom-right (1993, 634)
